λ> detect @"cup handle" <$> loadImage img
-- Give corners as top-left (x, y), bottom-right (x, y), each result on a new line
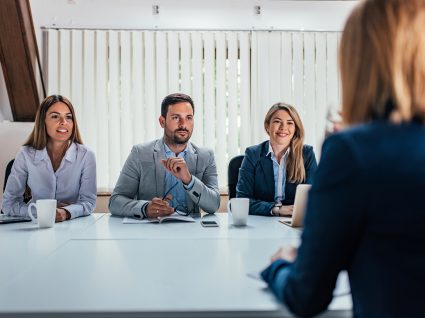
top-left (227, 200), bottom-right (232, 213)
top-left (27, 203), bottom-right (37, 222)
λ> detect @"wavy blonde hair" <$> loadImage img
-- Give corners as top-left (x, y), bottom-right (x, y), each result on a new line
top-left (340, 0), bottom-right (425, 124)
top-left (264, 103), bottom-right (306, 183)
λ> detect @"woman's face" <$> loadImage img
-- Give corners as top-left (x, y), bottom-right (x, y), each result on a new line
top-left (266, 110), bottom-right (296, 149)
top-left (45, 102), bottom-right (74, 143)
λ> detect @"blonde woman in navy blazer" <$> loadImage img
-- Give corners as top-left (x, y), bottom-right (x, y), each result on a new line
top-left (261, 1), bottom-right (425, 317)
top-left (236, 103), bottom-right (317, 216)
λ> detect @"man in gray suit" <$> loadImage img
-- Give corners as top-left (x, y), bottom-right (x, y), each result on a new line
top-left (109, 93), bottom-right (220, 218)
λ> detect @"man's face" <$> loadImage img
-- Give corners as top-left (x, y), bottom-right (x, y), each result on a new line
top-left (160, 102), bottom-right (194, 145)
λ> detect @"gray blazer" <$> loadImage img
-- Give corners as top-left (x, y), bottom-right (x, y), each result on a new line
top-left (109, 138), bottom-right (220, 217)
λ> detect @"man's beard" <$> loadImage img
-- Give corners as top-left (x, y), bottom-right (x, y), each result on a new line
top-left (166, 128), bottom-right (191, 145)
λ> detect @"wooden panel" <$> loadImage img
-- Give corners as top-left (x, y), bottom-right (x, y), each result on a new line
top-left (0, 0), bottom-right (45, 121)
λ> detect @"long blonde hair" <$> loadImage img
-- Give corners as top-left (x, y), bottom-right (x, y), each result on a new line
top-left (340, 0), bottom-right (425, 125)
top-left (264, 103), bottom-right (306, 183)
top-left (24, 95), bottom-right (83, 149)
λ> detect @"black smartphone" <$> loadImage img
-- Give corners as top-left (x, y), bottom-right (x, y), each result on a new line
top-left (201, 220), bottom-right (219, 227)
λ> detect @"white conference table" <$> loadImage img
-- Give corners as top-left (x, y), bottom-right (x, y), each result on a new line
top-left (0, 213), bottom-right (104, 286)
top-left (0, 213), bottom-right (351, 318)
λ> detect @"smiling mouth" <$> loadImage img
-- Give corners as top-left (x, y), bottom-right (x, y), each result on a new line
top-left (56, 129), bottom-right (68, 133)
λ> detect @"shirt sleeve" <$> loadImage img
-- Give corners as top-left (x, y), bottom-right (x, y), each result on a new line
top-left (109, 146), bottom-right (149, 218)
top-left (185, 149), bottom-right (220, 214)
top-left (63, 149), bottom-right (97, 218)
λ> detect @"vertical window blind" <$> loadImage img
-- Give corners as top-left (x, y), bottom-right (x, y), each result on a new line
top-left (45, 29), bottom-right (340, 191)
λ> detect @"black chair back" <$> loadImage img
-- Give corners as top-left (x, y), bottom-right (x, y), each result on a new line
top-left (3, 159), bottom-right (14, 193)
top-left (2, 159), bottom-right (15, 214)
top-left (227, 155), bottom-right (244, 199)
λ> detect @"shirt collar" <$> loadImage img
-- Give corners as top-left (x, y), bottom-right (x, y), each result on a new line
top-left (63, 142), bottom-right (77, 162)
top-left (34, 142), bottom-right (76, 163)
top-left (267, 142), bottom-right (290, 161)
top-left (163, 141), bottom-right (189, 157)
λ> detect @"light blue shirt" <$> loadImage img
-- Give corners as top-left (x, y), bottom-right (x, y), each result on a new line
top-left (267, 142), bottom-right (290, 203)
top-left (163, 142), bottom-right (195, 213)
top-left (1, 143), bottom-right (97, 219)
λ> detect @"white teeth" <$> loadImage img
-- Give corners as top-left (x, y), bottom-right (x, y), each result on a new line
top-left (57, 129), bottom-right (68, 132)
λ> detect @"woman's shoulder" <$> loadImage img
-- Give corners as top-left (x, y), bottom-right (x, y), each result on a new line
top-left (245, 141), bottom-right (268, 156)
top-left (301, 144), bottom-right (315, 157)
top-left (16, 145), bottom-right (37, 159)
top-left (74, 143), bottom-right (95, 158)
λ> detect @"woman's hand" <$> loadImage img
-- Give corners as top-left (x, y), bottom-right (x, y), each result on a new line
top-left (56, 208), bottom-right (70, 222)
top-left (271, 246), bottom-right (298, 263)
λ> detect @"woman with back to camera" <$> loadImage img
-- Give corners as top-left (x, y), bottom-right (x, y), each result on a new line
top-left (236, 102), bottom-right (317, 216)
top-left (261, 0), bottom-right (425, 317)
top-left (2, 95), bottom-right (96, 221)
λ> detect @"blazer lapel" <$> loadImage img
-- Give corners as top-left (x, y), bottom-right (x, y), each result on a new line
top-left (185, 142), bottom-right (198, 212)
top-left (258, 141), bottom-right (275, 198)
top-left (154, 139), bottom-right (165, 197)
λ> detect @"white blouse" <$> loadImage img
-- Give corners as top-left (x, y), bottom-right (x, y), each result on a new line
top-left (2, 143), bottom-right (97, 219)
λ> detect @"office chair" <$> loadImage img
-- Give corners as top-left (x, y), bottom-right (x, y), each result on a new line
top-left (1, 159), bottom-right (15, 214)
top-left (3, 159), bottom-right (15, 193)
top-left (227, 155), bottom-right (244, 199)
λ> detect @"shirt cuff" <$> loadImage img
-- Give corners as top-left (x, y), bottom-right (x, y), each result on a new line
top-left (183, 175), bottom-right (195, 190)
top-left (261, 259), bottom-right (292, 302)
top-left (141, 202), bottom-right (149, 219)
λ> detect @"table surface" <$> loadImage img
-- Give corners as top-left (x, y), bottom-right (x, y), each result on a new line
top-left (0, 213), bottom-right (351, 318)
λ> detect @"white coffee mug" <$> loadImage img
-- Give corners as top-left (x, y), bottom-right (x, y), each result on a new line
top-left (227, 198), bottom-right (249, 226)
top-left (27, 199), bottom-right (57, 228)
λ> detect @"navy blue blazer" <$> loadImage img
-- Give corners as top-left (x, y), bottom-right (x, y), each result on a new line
top-left (236, 141), bottom-right (317, 216)
top-left (261, 121), bottom-right (425, 317)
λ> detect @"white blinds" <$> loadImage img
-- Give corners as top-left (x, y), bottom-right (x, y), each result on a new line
top-left (45, 29), bottom-right (340, 191)
top-left (251, 31), bottom-right (341, 152)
